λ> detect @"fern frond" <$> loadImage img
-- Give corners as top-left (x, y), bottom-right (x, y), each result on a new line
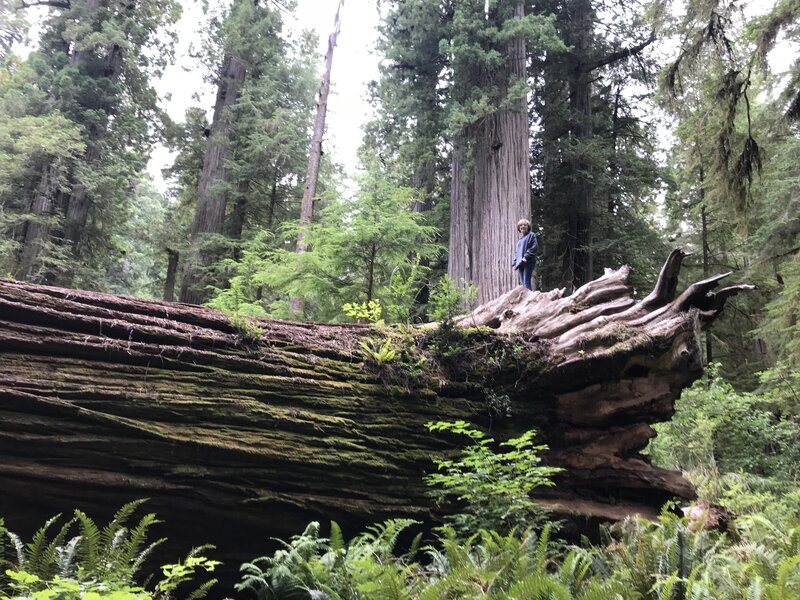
top-left (507, 573), bottom-right (573, 600)
top-left (533, 522), bottom-right (554, 574)
top-left (363, 519), bottom-right (419, 558)
top-left (774, 554), bottom-right (800, 594)
top-left (558, 547), bottom-right (592, 591)
top-left (101, 499), bottom-right (149, 553)
top-left (329, 522), bottom-right (344, 553)
top-left (123, 512), bottom-right (163, 574)
top-left (786, 526), bottom-right (800, 556)
top-left (25, 513), bottom-right (62, 577)
top-left (186, 577), bottom-right (218, 600)
top-left (56, 536), bottom-right (82, 578)
top-left (407, 532), bottom-right (423, 559)
top-left (746, 575), bottom-right (764, 600)
top-left (577, 580), bottom-right (628, 600)
top-left (43, 516), bottom-right (78, 579)
top-left (7, 531), bottom-right (26, 570)
top-left (74, 509), bottom-right (102, 575)
top-left (130, 537), bottom-right (168, 576)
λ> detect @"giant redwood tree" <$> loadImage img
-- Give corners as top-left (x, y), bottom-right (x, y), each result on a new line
top-left (376, 0), bottom-right (564, 304)
top-left (180, 0), bottom-right (278, 304)
top-left (447, 0), bottom-right (536, 303)
top-left (0, 250), bottom-right (753, 572)
top-left (7, 0), bottom-right (179, 288)
top-left (178, 0), bottom-right (319, 305)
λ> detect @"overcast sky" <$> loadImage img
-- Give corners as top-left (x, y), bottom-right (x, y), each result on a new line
top-left (149, 0), bottom-right (382, 193)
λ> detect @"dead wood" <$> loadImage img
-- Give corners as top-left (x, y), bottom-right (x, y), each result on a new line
top-left (0, 249), bottom-right (753, 572)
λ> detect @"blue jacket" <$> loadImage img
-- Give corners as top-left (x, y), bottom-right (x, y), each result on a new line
top-left (513, 231), bottom-right (538, 269)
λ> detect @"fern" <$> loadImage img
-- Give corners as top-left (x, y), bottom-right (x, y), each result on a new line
top-left (576, 580), bottom-right (628, 600)
top-left (74, 509), bottom-right (102, 575)
top-left (556, 548), bottom-right (593, 592)
top-left (126, 513), bottom-right (165, 577)
top-left (359, 518), bottom-right (418, 559)
top-left (0, 501), bottom-right (215, 599)
top-left (186, 577), bottom-right (219, 600)
top-left (24, 514), bottom-right (68, 579)
top-left (101, 499), bottom-right (148, 553)
top-left (770, 554), bottom-right (800, 597)
top-left (56, 536), bottom-right (81, 578)
top-left (746, 575), bottom-right (765, 600)
top-left (506, 573), bottom-right (574, 599)
top-left (533, 522), bottom-right (554, 575)
top-left (329, 522), bottom-right (345, 553)
top-left (6, 531), bottom-right (25, 570)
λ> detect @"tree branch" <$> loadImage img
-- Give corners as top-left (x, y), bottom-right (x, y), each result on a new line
top-left (586, 31), bottom-right (655, 72)
top-left (17, 0), bottom-right (70, 9)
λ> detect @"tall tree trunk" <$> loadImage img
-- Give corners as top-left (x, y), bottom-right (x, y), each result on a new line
top-left (290, 0), bottom-right (343, 316)
top-left (266, 172), bottom-right (279, 229)
top-left (18, 11), bottom-right (126, 286)
top-left (410, 158), bottom-right (435, 213)
top-left (179, 52), bottom-right (247, 305)
top-left (701, 202), bottom-right (712, 363)
top-left (449, 1), bottom-right (530, 304)
top-left (14, 164), bottom-right (59, 283)
top-left (228, 180), bottom-right (249, 245)
top-left (447, 135), bottom-right (474, 288)
top-left (163, 248), bottom-right (180, 302)
top-left (56, 146), bottom-right (99, 287)
top-left (54, 32), bottom-right (126, 287)
top-left (563, 0), bottom-right (595, 292)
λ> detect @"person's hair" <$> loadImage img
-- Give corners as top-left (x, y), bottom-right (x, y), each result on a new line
top-left (517, 219), bottom-right (531, 232)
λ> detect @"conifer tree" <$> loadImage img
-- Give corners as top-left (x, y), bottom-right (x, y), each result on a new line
top-left (3, 0), bottom-right (180, 288)
top-left (178, 0), bottom-right (318, 304)
top-left (532, 0), bottom-right (658, 291)
top-left (376, 0), bottom-right (563, 303)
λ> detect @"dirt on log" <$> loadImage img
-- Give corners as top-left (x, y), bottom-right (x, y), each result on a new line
top-left (0, 250), bottom-right (753, 571)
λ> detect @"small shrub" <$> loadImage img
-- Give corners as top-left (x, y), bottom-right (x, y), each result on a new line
top-left (342, 300), bottom-right (384, 325)
top-left (425, 420), bottom-right (562, 536)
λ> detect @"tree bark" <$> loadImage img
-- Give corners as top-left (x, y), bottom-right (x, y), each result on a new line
top-left (179, 51), bottom-right (247, 305)
top-left (163, 248), bottom-right (180, 302)
top-left (290, 0), bottom-right (342, 315)
top-left (448, 0), bottom-right (530, 305)
top-left (447, 135), bottom-right (473, 288)
top-left (0, 250), bottom-right (753, 572)
top-left (14, 164), bottom-right (59, 282)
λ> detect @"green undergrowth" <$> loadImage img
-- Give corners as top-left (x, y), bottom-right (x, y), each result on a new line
top-left (3, 507), bottom-right (799, 600)
top-left (233, 509), bottom-right (800, 600)
top-left (0, 500), bottom-right (219, 600)
top-left (650, 363), bottom-right (800, 530)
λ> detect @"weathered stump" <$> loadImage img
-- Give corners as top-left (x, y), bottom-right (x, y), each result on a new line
top-left (0, 250), bottom-right (752, 573)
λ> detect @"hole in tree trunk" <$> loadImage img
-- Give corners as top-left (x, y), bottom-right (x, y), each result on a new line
top-left (623, 364), bottom-right (650, 378)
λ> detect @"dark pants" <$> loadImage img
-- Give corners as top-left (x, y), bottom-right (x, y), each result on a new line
top-left (518, 262), bottom-right (534, 290)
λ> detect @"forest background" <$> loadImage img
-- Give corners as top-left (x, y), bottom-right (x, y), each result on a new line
top-left (0, 0), bottom-right (800, 592)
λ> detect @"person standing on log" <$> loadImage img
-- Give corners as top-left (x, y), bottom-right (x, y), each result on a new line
top-left (512, 219), bottom-right (538, 290)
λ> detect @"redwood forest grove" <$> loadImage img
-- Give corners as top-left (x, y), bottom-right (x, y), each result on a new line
top-left (1, 0), bottom-right (800, 598)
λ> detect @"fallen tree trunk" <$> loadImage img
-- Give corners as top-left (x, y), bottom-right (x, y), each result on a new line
top-left (0, 250), bottom-right (752, 570)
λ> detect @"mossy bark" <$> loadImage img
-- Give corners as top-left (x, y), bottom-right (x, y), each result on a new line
top-left (0, 250), bottom-right (752, 568)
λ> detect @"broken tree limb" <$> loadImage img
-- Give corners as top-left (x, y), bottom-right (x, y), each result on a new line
top-left (0, 250), bottom-right (752, 572)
